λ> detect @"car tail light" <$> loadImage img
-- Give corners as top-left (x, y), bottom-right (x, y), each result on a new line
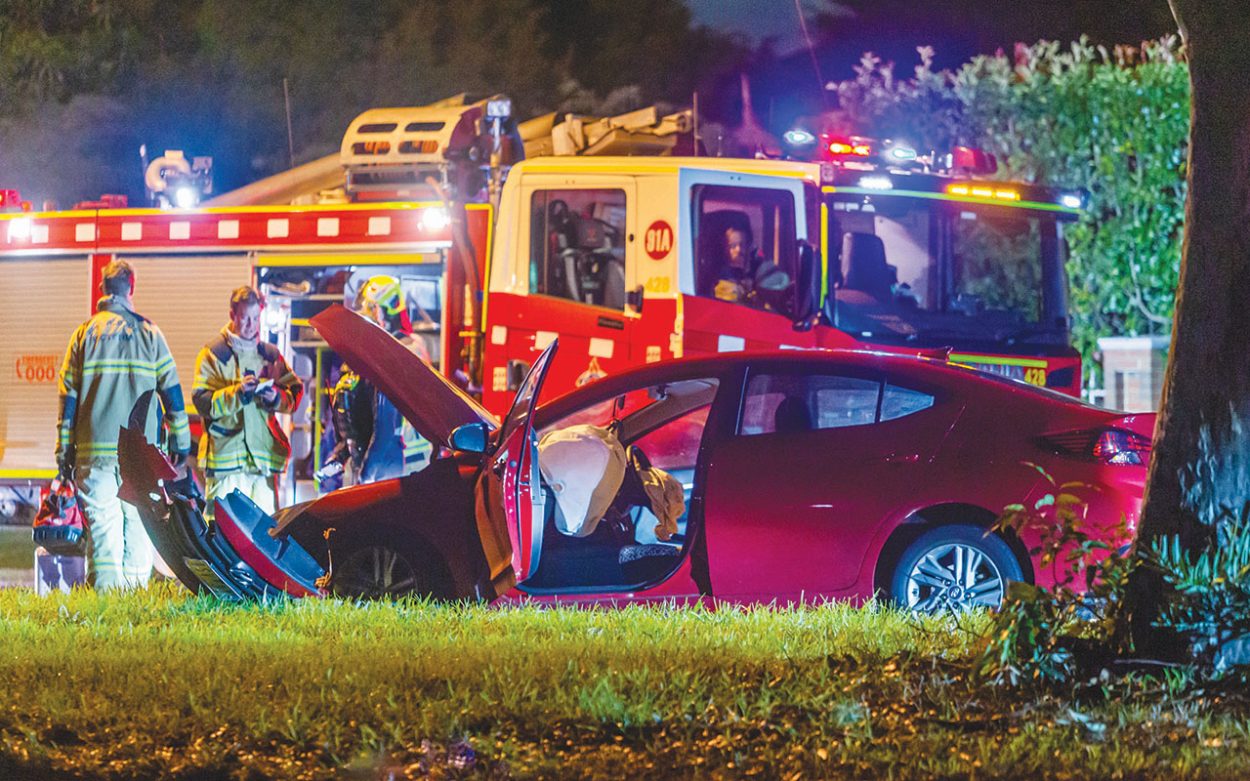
top-left (1039, 428), bottom-right (1151, 466)
top-left (1092, 429), bottom-right (1151, 465)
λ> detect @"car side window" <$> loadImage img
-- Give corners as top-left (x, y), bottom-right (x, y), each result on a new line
top-left (530, 189), bottom-right (627, 309)
top-left (880, 383), bottom-right (934, 421)
top-left (739, 373), bottom-right (881, 436)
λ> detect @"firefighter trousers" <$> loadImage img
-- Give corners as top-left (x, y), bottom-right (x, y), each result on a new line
top-left (77, 461), bottom-right (154, 591)
top-left (205, 471), bottom-right (276, 521)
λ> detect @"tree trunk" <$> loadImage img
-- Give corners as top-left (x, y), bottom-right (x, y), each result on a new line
top-left (1127, 0), bottom-right (1250, 656)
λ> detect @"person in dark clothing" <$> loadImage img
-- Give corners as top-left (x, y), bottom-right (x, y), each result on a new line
top-left (318, 276), bottom-right (432, 487)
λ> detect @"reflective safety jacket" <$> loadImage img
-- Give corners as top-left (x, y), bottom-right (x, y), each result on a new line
top-left (192, 328), bottom-right (304, 476)
top-left (329, 371), bottom-right (431, 483)
top-left (56, 296), bottom-right (191, 465)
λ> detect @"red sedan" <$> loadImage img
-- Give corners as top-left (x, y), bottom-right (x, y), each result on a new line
top-left (122, 307), bottom-right (1153, 612)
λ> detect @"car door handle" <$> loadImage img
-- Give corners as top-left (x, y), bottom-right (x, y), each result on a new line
top-left (883, 452), bottom-right (920, 464)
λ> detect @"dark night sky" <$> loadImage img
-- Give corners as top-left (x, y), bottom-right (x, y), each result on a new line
top-left (686, 0), bottom-right (816, 51)
top-left (687, 0), bottom-right (1179, 128)
top-left (688, 0), bottom-right (1179, 74)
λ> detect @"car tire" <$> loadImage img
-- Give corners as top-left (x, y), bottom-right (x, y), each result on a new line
top-left (890, 525), bottom-right (1022, 614)
top-left (330, 535), bottom-right (445, 601)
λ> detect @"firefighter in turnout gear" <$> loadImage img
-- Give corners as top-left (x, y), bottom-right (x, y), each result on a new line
top-left (55, 260), bottom-right (192, 590)
top-left (193, 287), bottom-right (303, 518)
top-left (323, 275), bottom-right (432, 485)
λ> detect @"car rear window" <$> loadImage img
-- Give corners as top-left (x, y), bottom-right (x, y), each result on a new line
top-left (880, 384), bottom-right (934, 421)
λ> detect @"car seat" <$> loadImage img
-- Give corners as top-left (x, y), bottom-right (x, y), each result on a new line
top-left (842, 232), bottom-right (896, 303)
top-left (615, 445), bottom-right (684, 583)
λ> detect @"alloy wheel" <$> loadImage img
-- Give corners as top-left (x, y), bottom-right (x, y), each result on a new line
top-left (903, 542), bottom-right (1005, 613)
top-left (334, 545), bottom-right (422, 599)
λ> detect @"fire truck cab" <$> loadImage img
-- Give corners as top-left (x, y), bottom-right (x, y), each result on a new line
top-left (480, 150), bottom-right (1084, 411)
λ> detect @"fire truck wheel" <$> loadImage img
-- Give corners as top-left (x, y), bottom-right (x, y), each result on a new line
top-left (330, 534), bottom-right (448, 601)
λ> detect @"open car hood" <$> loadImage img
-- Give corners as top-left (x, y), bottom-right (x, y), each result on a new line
top-left (310, 305), bottom-right (498, 448)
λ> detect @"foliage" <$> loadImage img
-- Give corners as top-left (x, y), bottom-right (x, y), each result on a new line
top-left (0, 0), bottom-right (743, 204)
top-left (1147, 511), bottom-right (1250, 667)
top-left (827, 39), bottom-right (1190, 383)
top-left (2, 585), bottom-right (1249, 779)
top-left (979, 465), bottom-right (1136, 686)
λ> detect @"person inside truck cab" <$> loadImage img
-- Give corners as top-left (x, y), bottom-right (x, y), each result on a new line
top-left (713, 226), bottom-right (762, 303)
top-left (710, 222), bottom-right (790, 310)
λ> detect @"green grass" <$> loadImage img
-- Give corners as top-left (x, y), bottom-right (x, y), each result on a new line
top-left (0, 525), bottom-right (35, 570)
top-left (0, 586), bottom-right (1247, 780)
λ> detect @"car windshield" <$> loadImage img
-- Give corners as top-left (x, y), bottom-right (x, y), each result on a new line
top-left (828, 197), bottom-right (1068, 348)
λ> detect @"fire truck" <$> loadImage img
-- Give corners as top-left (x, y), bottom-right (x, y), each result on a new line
top-left (0, 95), bottom-right (1084, 519)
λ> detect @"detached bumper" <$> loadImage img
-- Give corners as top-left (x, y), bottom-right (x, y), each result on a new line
top-left (118, 424), bottom-right (325, 599)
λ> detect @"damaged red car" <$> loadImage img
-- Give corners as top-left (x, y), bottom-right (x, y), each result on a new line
top-left (119, 306), bottom-right (1153, 612)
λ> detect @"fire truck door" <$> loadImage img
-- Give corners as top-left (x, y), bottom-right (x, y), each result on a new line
top-left (508, 178), bottom-right (638, 395)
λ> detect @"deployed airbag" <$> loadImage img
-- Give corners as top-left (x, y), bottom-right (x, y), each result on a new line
top-left (538, 424), bottom-right (626, 537)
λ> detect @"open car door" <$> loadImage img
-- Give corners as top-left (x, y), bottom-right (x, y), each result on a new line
top-left (474, 341), bottom-right (558, 599)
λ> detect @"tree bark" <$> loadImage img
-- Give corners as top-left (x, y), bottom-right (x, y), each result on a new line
top-left (1127, 0), bottom-right (1250, 656)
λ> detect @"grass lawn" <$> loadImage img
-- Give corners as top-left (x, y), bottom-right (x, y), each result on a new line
top-left (0, 525), bottom-right (35, 570)
top-left (0, 586), bottom-right (1247, 780)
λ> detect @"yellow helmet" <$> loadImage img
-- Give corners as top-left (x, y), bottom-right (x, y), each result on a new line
top-left (357, 275), bottom-right (405, 318)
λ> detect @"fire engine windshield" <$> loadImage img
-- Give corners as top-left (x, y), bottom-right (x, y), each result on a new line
top-left (827, 197), bottom-right (1068, 348)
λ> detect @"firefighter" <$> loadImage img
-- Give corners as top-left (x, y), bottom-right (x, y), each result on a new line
top-left (322, 275), bottom-right (432, 484)
top-left (192, 286), bottom-right (303, 518)
top-left (55, 260), bottom-right (191, 590)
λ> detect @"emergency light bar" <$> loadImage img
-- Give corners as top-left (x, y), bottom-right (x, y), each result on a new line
top-left (822, 164), bottom-right (1085, 215)
top-left (0, 189), bottom-right (31, 212)
top-left (796, 127), bottom-right (1002, 179)
top-left (821, 134), bottom-right (874, 158)
top-left (947, 183), bottom-right (1020, 202)
top-left (945, 146), bottom-right (998, 175)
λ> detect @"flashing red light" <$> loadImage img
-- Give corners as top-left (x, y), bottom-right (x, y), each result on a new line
top-left (949, 146), bottom-right (998, 175)
top-left (822, 135), bottom-right (873, 159)
top-left (0, 189), bottom-right (18, 208)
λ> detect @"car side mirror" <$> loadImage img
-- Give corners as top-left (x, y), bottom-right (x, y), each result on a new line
top-left (792, 241), bottom-right (821, 330)
top-left (449, 421), bottom-right (491, 454)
